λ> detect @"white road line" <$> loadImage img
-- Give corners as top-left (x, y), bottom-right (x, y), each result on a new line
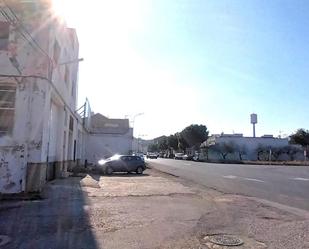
top-left (184, 163), bottom-right (191, 166)
top-left (243, 177), bottom-right (265, 183)
top-left (222, 175), bottom-right (237, 179)
top-left (292, 177), bottom-right (309, 181)
top-left (222, 175), bottom-right (265, 183)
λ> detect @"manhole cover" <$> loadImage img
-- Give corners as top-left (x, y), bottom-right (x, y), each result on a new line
top-left (0, 235), bottom-right (11, 246)
top-left (207, 234), bottom-right (244, 246)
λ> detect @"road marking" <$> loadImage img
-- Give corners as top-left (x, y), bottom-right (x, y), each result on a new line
top-left (223, 175), bottom-right (237, 179)
top-left (292, 177), bottom-right (309, 181)
top-left (184, 163), bottom-right (191, 166)
top-left (243, 177), bottom-right (265, 183)
top-left (223, 175), bottom-right (265, 183)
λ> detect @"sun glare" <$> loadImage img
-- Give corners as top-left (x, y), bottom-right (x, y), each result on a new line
top-left (51, 0), bottom-right (73, 21)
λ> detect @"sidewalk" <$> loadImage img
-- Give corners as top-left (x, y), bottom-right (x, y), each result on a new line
top-left (0, 169), bottom-right (308, 249)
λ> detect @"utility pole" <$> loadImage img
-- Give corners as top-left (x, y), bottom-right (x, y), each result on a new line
top-left (130, 113), bottom-right (144, 154)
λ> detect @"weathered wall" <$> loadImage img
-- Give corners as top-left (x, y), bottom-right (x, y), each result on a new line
top-left (25, 162), bottom-right (47, 192)
top-left (0, 145), bottom-right (26, 193)
top-left (0, 1), bottom-right (81, 193)
top-left (204, 136), bottom-right (292, 161)
top-left (86, 130), bottom-right (133, 164)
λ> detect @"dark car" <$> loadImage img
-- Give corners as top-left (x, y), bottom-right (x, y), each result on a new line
top-left (146, 152), bottom-right (158, 159)
top-left (182, 154), bottom-right (194, 160)
top-left (98, 155), bottom-right (146, 175)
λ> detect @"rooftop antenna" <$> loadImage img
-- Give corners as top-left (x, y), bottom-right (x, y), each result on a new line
top-left (250, 113), bottom-right (257, 137)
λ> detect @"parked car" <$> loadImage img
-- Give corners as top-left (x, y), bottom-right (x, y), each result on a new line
top-left (98, 155), bottom-right (146, 175)
top-left (182, 154), bottom-right (193, 160)
top-left (133, 152), bottom-right (145, 161)
top-left (193, 153), bottom-right (200, 161)
top-left (146, 152), bottom-right (158, 159)
top-left (174, 153), bottom-right (184, 160)
top-left (159, 152), bottom-right (165, 158)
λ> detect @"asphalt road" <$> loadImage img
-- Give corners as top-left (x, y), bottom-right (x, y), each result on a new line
top-left (147, 158), bottom-right (309, 211)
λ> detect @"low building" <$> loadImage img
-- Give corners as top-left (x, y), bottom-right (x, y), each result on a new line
top-left (132, 137), bottom-right (159, 154)
top-left (85, 113), bottom-right (133, 164)
top-left (200, 134), bottom-right (301, 161)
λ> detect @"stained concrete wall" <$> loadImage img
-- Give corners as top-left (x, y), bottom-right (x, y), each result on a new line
top-left (86, 130), bottom-right (133, 164)
top-left (25, 163), bottom-right (47, 193)
top-left (202, 135), bottom-right (300, 161)
top-left (85, 113), bottom-right (133, 164)
top-left (0, 1), bottom-right (81, 193)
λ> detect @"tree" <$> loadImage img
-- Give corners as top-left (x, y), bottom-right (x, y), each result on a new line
top-left (177, 132), bottom-right (189, 152)
top-left (235, 144), bottom-right (247, 161)
top-left (211, 142), bottom-right (235, 160)
top-left (180, 124), bottom-right (209, 149)
top-left (290, 129), bottom-right (309, 147)
top-left (148, 143), bottom-right (158, 152)
top-left (270, 147), bottom-right (282, 161)
top-left (256, 145), bottom-right (269, 161)
top-left (281, 145), bottom-right (301, 161)
top-left (158, 137), bottom-right (168, 151)
top-left (200, 142), bottom-right (209, 160)
top-left (167, 134), bottom-right (178, 150)
top-left (256, 145), bottom-right (285, 161)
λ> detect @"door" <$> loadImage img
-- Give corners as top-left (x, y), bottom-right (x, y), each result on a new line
top-left (67, 131), bottom-right (73, 160)
top-left (48, 102), bottom-right (60, 162)
top-left (115, 156), bottom-right (129, 172)
top-left (73, 140), bottom-right (76, 161)
top-left (127, 156), bottom-right (137, 171)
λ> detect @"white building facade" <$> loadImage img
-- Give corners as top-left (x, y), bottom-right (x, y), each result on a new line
top-left (0, 1), bottom-right (85, 193)
top-left (201, 134), bottom-right (304, 161)
top-left (85, 113), bottom-right (133, 164)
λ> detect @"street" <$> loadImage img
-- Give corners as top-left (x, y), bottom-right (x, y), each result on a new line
top-left (1, 2), bottom-right (309, 248)
top-left (1, 169), bottom-right (308, 248)
top-left (147, 158), bottom-right (309, 211)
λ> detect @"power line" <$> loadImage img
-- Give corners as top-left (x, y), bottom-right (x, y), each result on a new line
top-left (0, 4), bottom-right (81, 119)
top-left (0, 8), bottom-right (39, 52)
top-left (0, 73), bottom-right (79, 122)
top-left (6, 2), bottom-right (52, 60)
top-left (0, 1), bottom-right (53, 64)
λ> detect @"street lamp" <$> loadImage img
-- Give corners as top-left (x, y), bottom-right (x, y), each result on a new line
top-left (125, 113), bottom-right (144, 128)
top-left (130, 113), bottom-right (144, 154)
top-left (50, 58), bottom-right (84, 79)
top-left (138, 134), bottom-right (147, 153)
top-left (58, 58), bottom-right (84, 66)
top-left (131, 112), bottom-right (144, 134)
top-left (132, 113), bottom-right (144, 127)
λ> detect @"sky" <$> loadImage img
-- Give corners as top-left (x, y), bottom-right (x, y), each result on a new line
top-left (53, 0), bottom-right (309, 139)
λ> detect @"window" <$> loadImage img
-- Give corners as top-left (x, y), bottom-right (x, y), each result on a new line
top-left (71, 80), bottom-right (75, 96)
top-left (64, 65), bottom-right (69, 85)
top-left (69, 30), bottom-right (75, 49)
top-left (0, 84), bottom-right (16, 135)
top-left (64, 109), bottom-right (67, 126)
top-left (122, 156), bottom-right (132, 161)
top-left (53, 40), bottom-right (60, 64)
top-left (69, 116), bottom-right (74, 131)
top-left (0, 22), bottom-right (9, 50)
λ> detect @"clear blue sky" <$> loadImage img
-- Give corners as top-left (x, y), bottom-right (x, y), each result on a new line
top-left (59, 0), bottom-right (309, 139)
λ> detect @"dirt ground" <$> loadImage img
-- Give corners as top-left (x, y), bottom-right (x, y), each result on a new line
top-left (0, 168), bottom-right (308, 249)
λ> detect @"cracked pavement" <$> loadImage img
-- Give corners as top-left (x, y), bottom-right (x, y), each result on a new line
top-left (0, 168), bottom-right (308, 248)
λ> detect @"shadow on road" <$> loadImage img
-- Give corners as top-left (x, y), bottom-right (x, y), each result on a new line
top-left (0, 176), bottom-right (99, 249)
top-left (105, 172), bottom-right (150, 177)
